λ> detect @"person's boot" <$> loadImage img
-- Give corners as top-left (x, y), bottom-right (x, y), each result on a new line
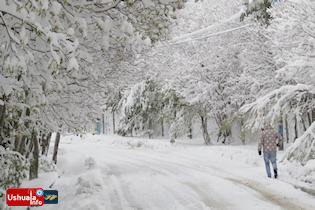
top-left (274, 169), bottom-right (278, 179)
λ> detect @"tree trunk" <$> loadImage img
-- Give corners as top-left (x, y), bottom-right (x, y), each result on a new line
top-left (18, 136), bottom-right (27, 156)
top-left (29, 130), bottom-right (39, 180)
top-left (0, 104), bottom-right (3, 131)
top-left (13, 112), bottom-right (22, 151)
top-left (188, 123), bottom-right (192, 139)
top-left (294, 115), bottom-right (298, 141)
top-left (214, 114), bottom-right (222, 143)
top-left (38, 133), bottom-right (44, 152)
top-left (148, 119), bottom-right (153, 139)
top-left (14, 136), bottom-right (21, 152)
top-left (223, 129), bottom-right (231, 145)
top-left (174, 110), bottom-right (177, 139)
top-left (112, 111), bottom-right (116, 134)
top-left (42, 132), bottom-right (52, 156)
top-left (52, 132), bottom-right (61, 164)
top-left (301, 115), bottom-right (307, 133)
top-left (19, 108), bottom-right (31, 156)
top-left (161, 118), bottom-right (164, 137)
top-left (307, 112), bottom-right (312, 127)
top-left (241, 119), bottom-right (245, 145)
top-left (0, 98), bottom-right (6, 135)
top-left (25, 137), bottom-right (33, 159)
top-left (102, 113), bottom-right (105, 134)
top-left (201, 116), bottom-right (211, 145)
top-left (284, 115), bottom-right (289, 143)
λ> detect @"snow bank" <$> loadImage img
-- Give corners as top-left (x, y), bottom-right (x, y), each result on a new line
top-left (59, 134), bottom-right (275, 168)
top-left (61, 133), bottom-right (178, 151)
top-left (280, 159), bottom-right (315, 194)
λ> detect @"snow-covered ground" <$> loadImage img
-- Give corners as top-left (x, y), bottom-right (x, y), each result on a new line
top-left (15, 134), bottom-right (315, 210)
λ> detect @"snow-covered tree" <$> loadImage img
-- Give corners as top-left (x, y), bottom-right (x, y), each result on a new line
top-left (145, 0), bottom-right (241, 144)
top-left (240, 0), bottom-right (315, 164)
top-left (138, 0), bottom-right (277, 144)
top-left (241, 0), bottom-right (274, 24)
top-left (117, 79), bottom-right (164, 138)
top-left (1, 0), bottom-right (187, 182)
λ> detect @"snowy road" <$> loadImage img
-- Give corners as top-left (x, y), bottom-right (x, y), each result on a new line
top-left (19, 135), bottom-right (315, 210)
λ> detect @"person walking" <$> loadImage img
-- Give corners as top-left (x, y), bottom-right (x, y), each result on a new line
top-left (258, 123), bottom-right (284, 178)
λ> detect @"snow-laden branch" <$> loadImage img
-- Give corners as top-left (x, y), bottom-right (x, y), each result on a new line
top-left (0, 12), bottom-right (20, 44)
top-left (282, 121), bottom-right (315, 165)
top-left (92, 0), bottom-right (121, 13)
top-left (66, 0), bottom-right (113, 7)
top-left (239, 84), bottom-right (315, 131)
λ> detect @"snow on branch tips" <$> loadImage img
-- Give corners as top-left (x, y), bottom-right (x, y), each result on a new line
top-left (238, 84), bottom-right (315, 131)
top-left (283, 121), bottom-right (315, 166)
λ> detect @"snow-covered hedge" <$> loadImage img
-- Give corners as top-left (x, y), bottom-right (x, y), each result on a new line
top-left (0, 147), bottom-right (28, 189)
top-left (0, 147), bottom-right (28, 210)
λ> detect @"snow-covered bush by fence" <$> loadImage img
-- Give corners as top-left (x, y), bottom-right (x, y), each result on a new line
top-left (0, 147), bottom-right (28, 189)
top-left (0, 147), bottom-right (28, 210)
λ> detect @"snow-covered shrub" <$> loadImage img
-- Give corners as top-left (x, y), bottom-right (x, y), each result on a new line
top-left (127, 140), bottom-right (144, 148)
top-left (0, 148), bottom-right (28, 189)
top-left (84, 157), bottom-right (97, 169)
top-left (76, 177), bottom-right (96, 195)
top-left (0, 188), bottom-right (5, 210)
top-left (76, 169), bottom-right (104, 195)
top-left (283, 122), bottom-right (315, 166)
top-left (39, 156), bottom-right (56, 173)
top-left (280, 158), bottom-right (315, 191)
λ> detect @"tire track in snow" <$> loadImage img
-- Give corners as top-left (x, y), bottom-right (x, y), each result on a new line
top-left (225, 178), bottom-right (310, 210)
top-left (99, 153), bottom-right (199, 209)
top-left (62, 142), bottom-right (315, 210)
top-left (134, 152), bottom-right (315, 210)
top-left (102, 148), bottom-right (315, 210)
top-left (105, 174), bottom-right (144, 210)
top-left (98, 150), bottom-right (262, 210)
top-left (82, 147), bottom-right (219, 209)
top-left (101, 154), bottom-right (211, 209)
top-left (77, 146), bottom-right (260, 209)
top-left (181, 181), bottom-right (222, 210)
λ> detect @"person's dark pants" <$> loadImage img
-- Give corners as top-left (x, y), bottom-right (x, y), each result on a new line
top-left (263, 152), bottom-right (277, 178)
